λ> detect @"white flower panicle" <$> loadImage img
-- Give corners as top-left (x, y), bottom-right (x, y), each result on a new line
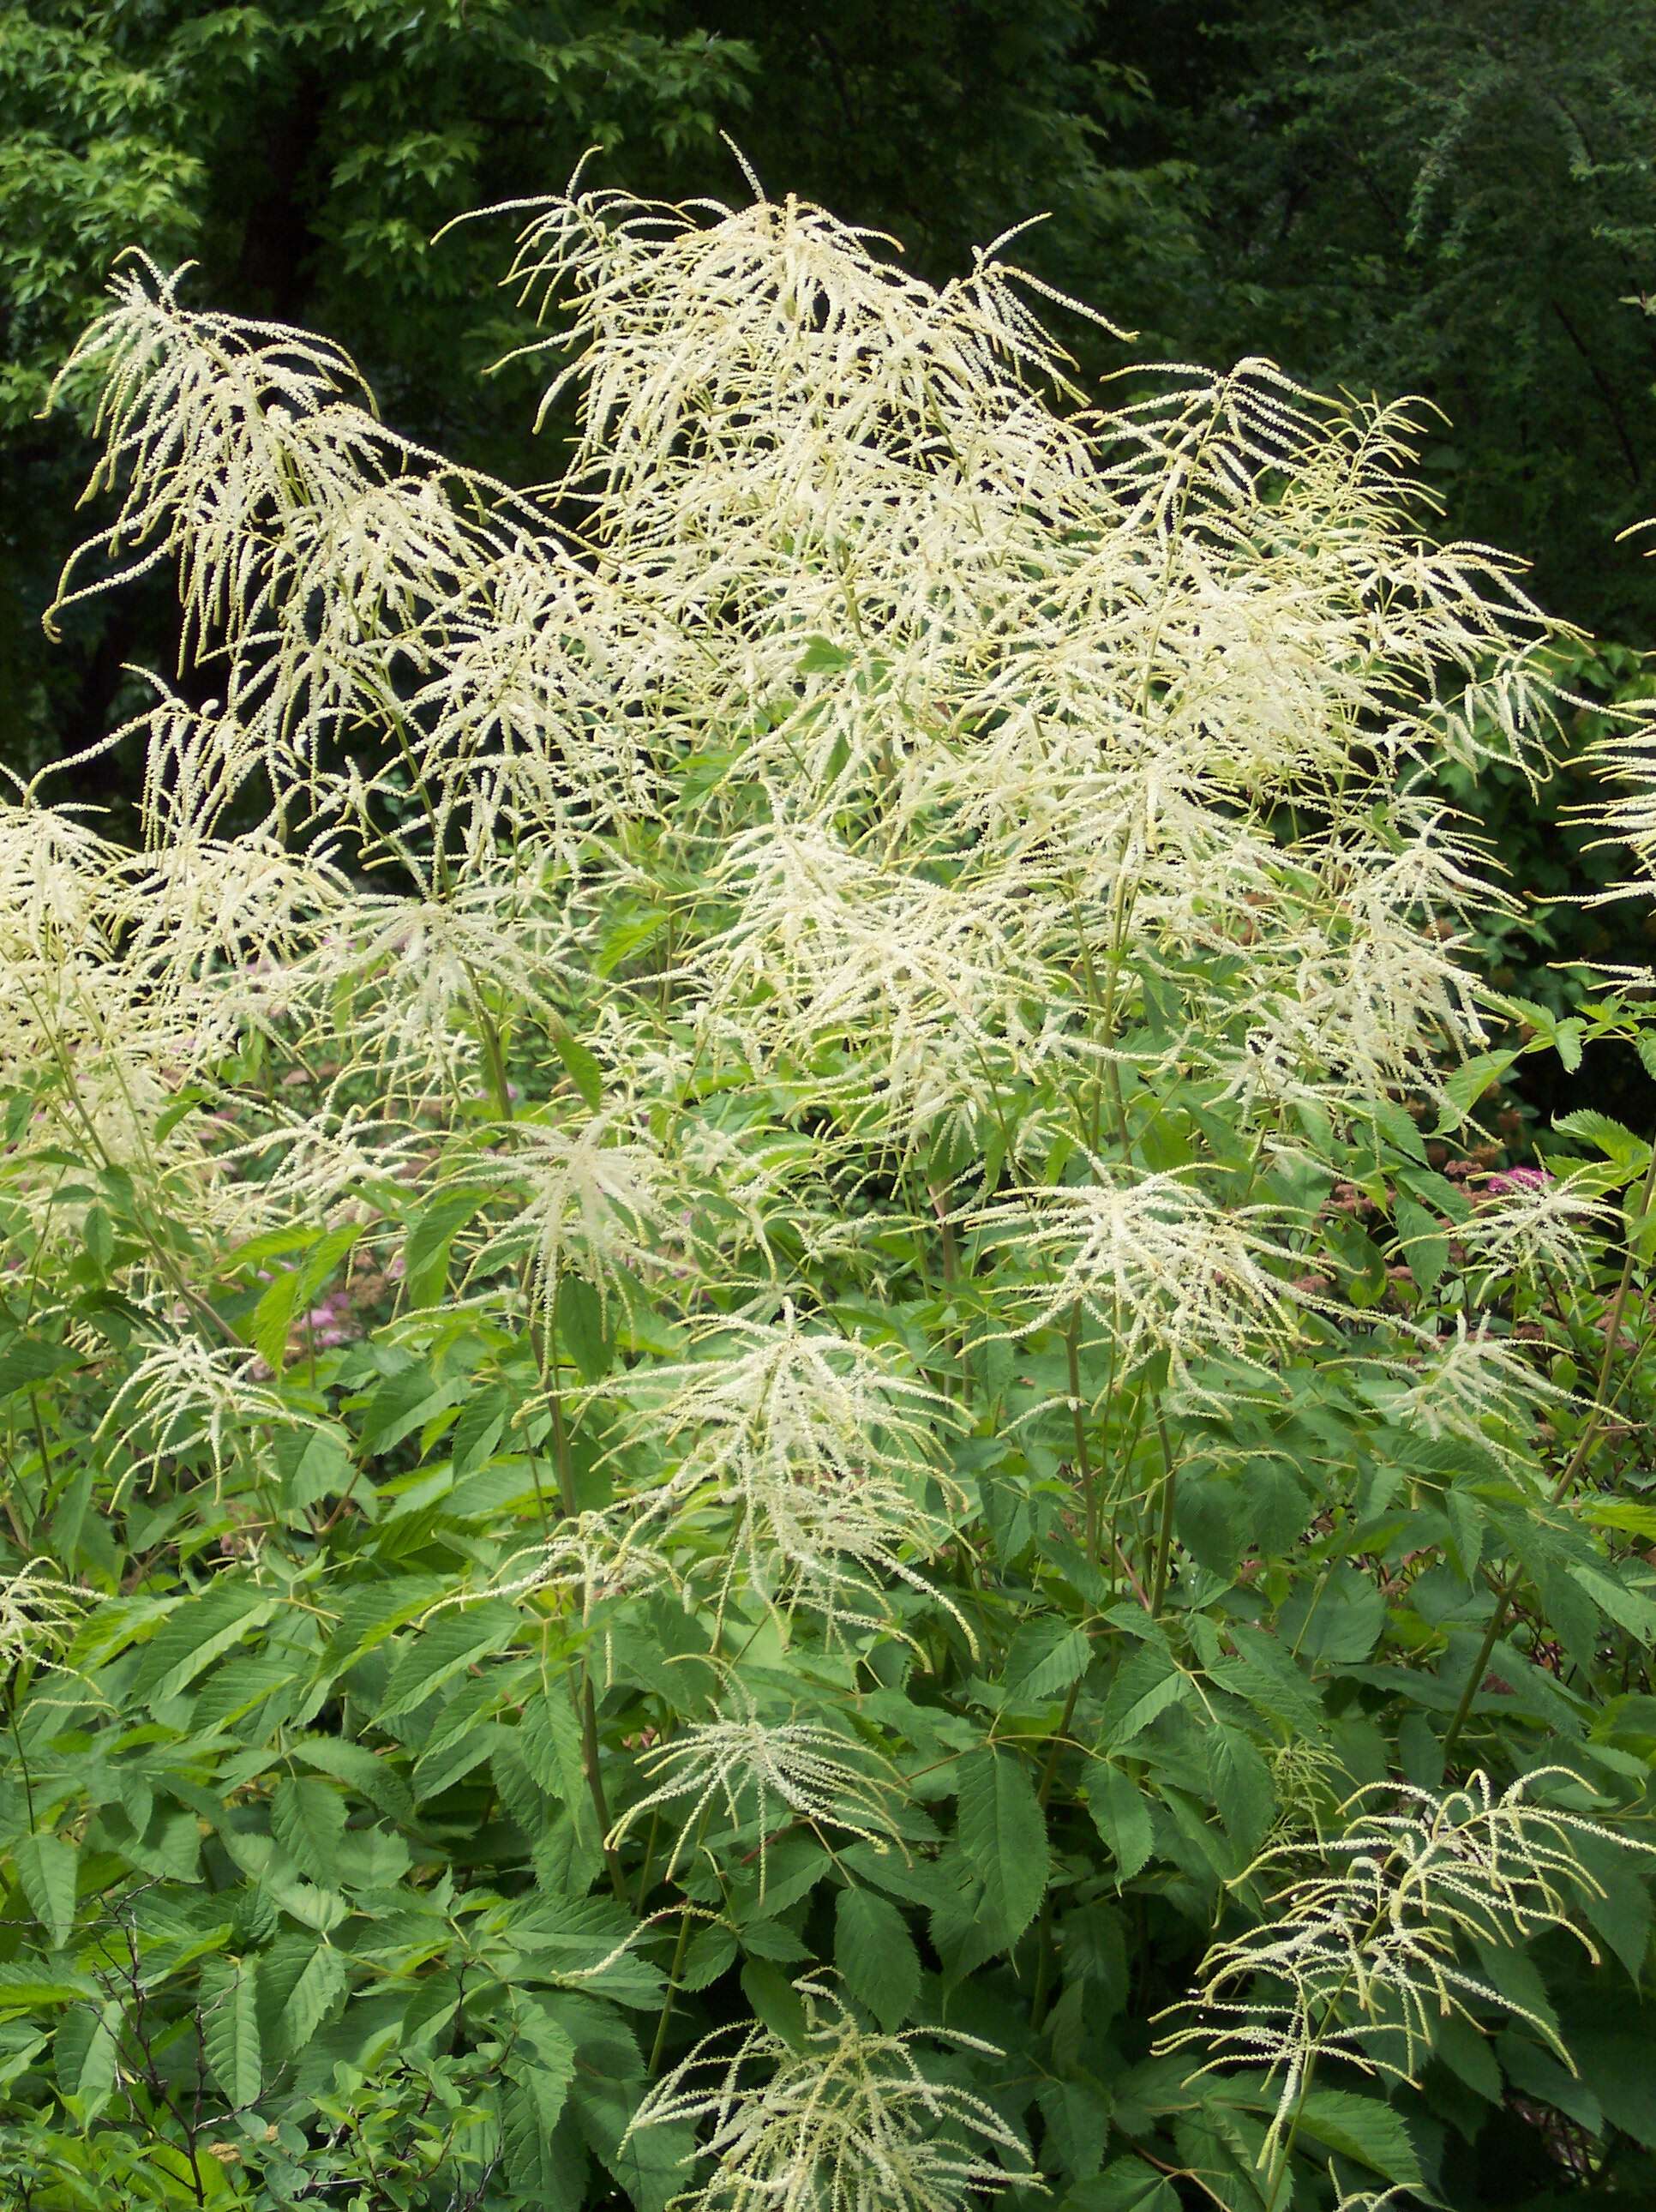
top-left (1455, 1172), bottom-right (1617, 1290)
top-left (457, 1109), bottom-right (689, 1330)
top-left (969, 1161), bottom-right (1309, 1394)
top-left (0, 1562), bottom-right (100, 1674)
top-left (605, 1684), bottom-right (908, 1885)
top-left (605, 1307), bottom-right (966, 1642)
top-left (44, 171), bottom-right (1579, 1179)
top-left (1157, 1770), bottom-right (1656, 2162)
top-left (626, 1975), bottom-right (1032, 2212)
top-left (1369, 1315), bottom-right (1572, 1464)
top-left (95, 1337), bottom-right (335, 1503)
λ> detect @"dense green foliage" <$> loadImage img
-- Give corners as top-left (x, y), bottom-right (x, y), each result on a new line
top-left (2, 172), bottom-right (1656, 2211)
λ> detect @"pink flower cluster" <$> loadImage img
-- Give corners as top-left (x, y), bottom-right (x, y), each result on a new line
top-left (1480, 1166), bottom-right (1551, 1199)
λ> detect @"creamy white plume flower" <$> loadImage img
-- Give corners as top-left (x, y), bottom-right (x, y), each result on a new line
top-left (1580, 701), bottom-right (1656, 922)
top-left (423, 1504), bottom-right (682, 1662)
top-left (968, 1160), bottom-right (1309, 1394)
top-left (46, 175), bottom-right (1570, 1219)
top-left (1205, 887), bottom-right (1495, 1123)
top-left (276, 860), bottom-right (576, 1107)
top-left (682, 821), bottom-right (1056, 1146)
top-left (1364, 1315), bottom-right (1571, 1464)
top-left (95, 1336), bottom-right (336, 1502)
top-left (113, 831), bottom-right (351, 1014)
top-left (21, 163), bottom-right (1625, 2209)
top-left (0, 803), bottom-right (123, 965)
top-left (605, 1682), bottom-right (907, 1886)
top-left (229, 1108), bottom-right (429, 1235)
top-left (605, 1307), bottom-right (965, 1642)
top-left (625, 1975), bottom-right (1032, 2212)
top-left (459, 1109), bottom-right (687, 1329)
top-left (1157, 1770), bottom-right (1656, 2165)
top-left (0, 1561), bottom-right (100, 1673)
top-left (1453, 1172), bottom-right (1617, 1292)
top-left (1263, 1736), bottom-right (1348, 1847)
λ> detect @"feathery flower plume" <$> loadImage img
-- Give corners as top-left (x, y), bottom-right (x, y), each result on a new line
top-left (1156, 1770), bottom-right (1656, 2165)
top-left (626, 1975), bottom-right (1032, 2212)
top-left (605, 1682), bottom-right (907, 1888)
top-left (96, 1336), bottom-right (336, 1502)
top-left (0, 1562), bottom-right (100, 1673)
top-left (605, 1307), bottom-right (966, 1642)
top-left (968, 1160), bottom-right (1309, 1395)
top-left (1364, 1315), bottom-right (1572, 1466)
top-left (1454, 1172), bottom-right (1615, 1292)
top-left (458, 1109), bottom-right (688, 1330)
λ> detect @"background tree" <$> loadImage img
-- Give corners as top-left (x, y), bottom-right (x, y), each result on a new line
top-left (1100, 0), bottom-right (1656, 1053)
top-left (1146, 0), bottom-right (1656, 638)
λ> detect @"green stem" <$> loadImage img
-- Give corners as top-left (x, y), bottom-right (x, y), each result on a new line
top-left (5, 1673), bottom-right (35, 1831)
top-left (545, 1276), bottom-right (627, 1902)
top-left (1030, 1668), bottom-right (1089, 2030)
top-left (634, 1808), bottom-right (663, 1915)
top-left (1065, 1308), bottom-right (1101, 1571)
top-left (647, 1902), bottom-right (699, 2080)
top-left (1148, 1409), bottom-right (1179, 1617)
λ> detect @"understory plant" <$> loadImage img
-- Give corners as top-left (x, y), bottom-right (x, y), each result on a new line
top-left (1, 169), bottom-right (1655, 2211)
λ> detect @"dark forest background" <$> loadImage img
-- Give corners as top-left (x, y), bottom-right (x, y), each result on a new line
top-left (6, 0), bottom-right (1656, 1025)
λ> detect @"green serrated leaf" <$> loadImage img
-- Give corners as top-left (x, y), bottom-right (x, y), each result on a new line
top-left (558, 1271), bottom-right (615, 1383)
top-left (551, 1023), bottom-right (603, 1111)
top-left (0, 1964), bottom-right (99, 2008)
top-left (679, 1923), bottom-right (738, 1991)
top-left (1436, 1049), bottom-right (1519, 1131)
top-left (1206, 1725), bottom-right (1274, 1858)
top-left (0, 1336), bottom-right (81, 1396)
top-left (512, 2001), bottom-right (577, 2128)
top-left (252, 1223), bottom-right (364, 1369)
top-left (201, 1959), bottom-right (263, 2111)
top-left (1296, 2089), bottom-right (1423, 2187)
top-left (1086, 1765), bottom-right (1155, 1882)
top-left (290, 1735), bottom-right (416, 1826)
top-left (955, 1747), bottom-right (1048, 1948)
top-left (270, 1776), bottom-right (348, 1882)
top-left (404, 1189), bottom-right (488, 1310)
top-left (1067, 2154), bottom-right (1180, 2210)
top-left (13, 1833), bottom-right (76, 1950)
top-left (358, 1359), bottom-right (459, 1457)
top-left (1569, 1562), bottom-right (1656, 1642)
top-left (1552, 1108), bottom-right (1651, 1171)
top-left (992, 1619), bottom-right (1090, 1710)
top-left (740, 1960), bottom-right (811, 2051)
top-left (270, 1940), bottom-right (346, 2058)
top-left (451, 1386), bottom-right (510, 1477)
top-left (834, 1887), bottom-right (920, 2028)
top-left (1578, 1499), bottom-right (1656, 1543)
top-left (377, 1602), bottom-right (520, 1720)
top-left (131, 1584), bottom-right (278, 1712)
top-left (1392, 1195), bottom-right (1449, 1294)
top-left (55, 1998), bottom-right (118, 2122)
top-left (1100, 1645), bottom-right (1189, 1747)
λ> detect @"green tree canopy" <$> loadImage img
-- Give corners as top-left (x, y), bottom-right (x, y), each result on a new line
top-left (1139, 0), bottom-right (1656, 636)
